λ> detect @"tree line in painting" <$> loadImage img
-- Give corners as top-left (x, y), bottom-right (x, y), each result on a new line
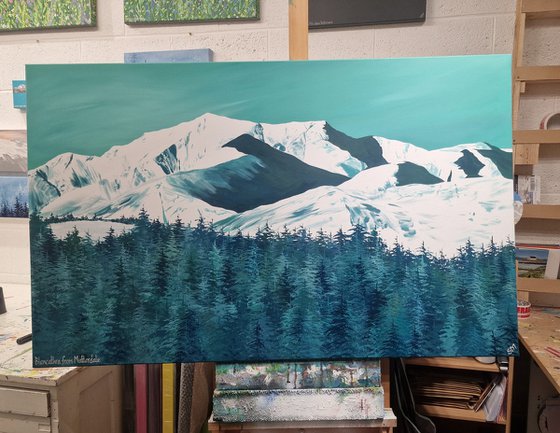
top-left (1, 194), bottom-right (28, 217)
top-left (30, 210), bottom-right (517, 365)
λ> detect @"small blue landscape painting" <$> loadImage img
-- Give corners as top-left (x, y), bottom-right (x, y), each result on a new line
top-left (0, 130), bottom-right (28, 218)
top-left (27, 57), bottom-right (517, 367)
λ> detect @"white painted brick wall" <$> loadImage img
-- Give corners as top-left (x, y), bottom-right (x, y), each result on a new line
top-left (0, 0), bottom-right (521, 129)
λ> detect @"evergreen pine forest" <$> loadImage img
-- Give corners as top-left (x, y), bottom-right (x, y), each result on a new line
top-left (30, 210), bottom-right (518, 365)
top-left (0, 194), bottom-right (28, 217)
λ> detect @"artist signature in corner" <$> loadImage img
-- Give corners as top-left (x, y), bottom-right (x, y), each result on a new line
top-left (507, 343), bottom-right (518, 355)
top-left (34, 354), bottom-right (101, 366)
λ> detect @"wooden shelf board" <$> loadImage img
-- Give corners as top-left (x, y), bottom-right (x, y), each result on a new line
top-left (514, 130), bottom-right (560, 144)
top-left (521, 204), bottom-right (560, 220)
top-left (517, 277), bottom-right (560, 293)
top-left (405, 357), bottom-right (500, 373)
top-left (523, 0), bottom-right (560, 17)
top-left (417, 404), bottom-right (505, 424)
top-left (515, 66), bottom-right (560, 82)
top-left (208, 409), bottom-right (398, 431)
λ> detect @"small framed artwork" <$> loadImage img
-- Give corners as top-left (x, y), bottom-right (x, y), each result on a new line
top-left (0, 131), bottom-right (28, 218)
top-left (125, 49), bottom-right (213, 64)
top-left (12, 80), bottom-right (26, 109)
top-left (0, 0), bottom-right (96, 31)
top-left (124, 0), bottom-right (259, 24)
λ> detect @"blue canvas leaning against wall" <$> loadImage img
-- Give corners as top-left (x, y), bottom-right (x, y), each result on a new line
top-left (26, 56), bottom-right (517, 367)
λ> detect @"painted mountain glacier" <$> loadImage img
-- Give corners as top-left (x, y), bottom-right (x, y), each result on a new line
top-left (29, 113), bottom-right (517, 365)
top-left (30, 113), bottom-right (512, 257)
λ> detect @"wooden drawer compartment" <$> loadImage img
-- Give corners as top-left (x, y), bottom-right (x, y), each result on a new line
top-left (0, 387), bottom-right (49, 417)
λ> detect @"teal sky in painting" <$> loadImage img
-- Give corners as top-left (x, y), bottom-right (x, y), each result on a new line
top-left (26, 55), bottom-right (511, 169)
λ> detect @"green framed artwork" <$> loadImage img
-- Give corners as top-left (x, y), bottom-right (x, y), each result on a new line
top-left (0, 0), bottom-right (96, 31)
top-left (124, 0), bottom-right (259, 24)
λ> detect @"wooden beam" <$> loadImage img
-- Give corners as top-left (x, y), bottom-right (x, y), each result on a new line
top-left (522, 0), bottom-right (560, 17)
top-left (512, 0), bottom-right (526, 69)
top-left (517, 277), bottom-right (560, 293)
top-left (515, 66), bottom-right (560, 82)
top-left (514, 130), bottom-right (560, 144)
top-left (522, 204), bottom-right (560, 220)
top-left (514, 143), bottom-right (540, 165)
top-left (289, 0), bottom-right (309, 60)
top-left (381, 358), bottom-right (390, 408)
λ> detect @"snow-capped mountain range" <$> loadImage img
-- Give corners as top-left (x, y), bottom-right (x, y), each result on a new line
top-left (0, 133), bottom-right (27, 174)
top-left (29, 113), bottom-right (514, 256)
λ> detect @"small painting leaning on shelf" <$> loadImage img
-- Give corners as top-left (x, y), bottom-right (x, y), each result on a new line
top-left (0, 0), bottom-right (96, 31)
top-left (0, 131), bottom-right (28, 218)
top-left (27, 56), bottom-right (517, 367)
top-left (124, 0), bottom-right (259, 24)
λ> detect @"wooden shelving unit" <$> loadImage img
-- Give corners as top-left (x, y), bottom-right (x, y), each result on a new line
top-left (513, 0), bottom-right (560, 302)
top-left (416, 404), bottom-right (505, 424)
top-left (406, 357), bottom-right (500, 373)
top-left (404, 357), bottom-right (513, 431)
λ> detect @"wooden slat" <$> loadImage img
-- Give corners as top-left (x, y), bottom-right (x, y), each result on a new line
top-left (0, 414), bottom-right (51, 433)
top-left (512, 0), bottom-right (525, 131)
top-left (0, 387), bottom-right (49, 417)
top-left (417, 404), bottom-right (505, 424)
top-left (517, 277), bottom-right (560, 293)
top-left (208, 409), bottom-right (397, 431)
top-left (381, 358), bottom-right (390, 408)
top-left (514, 143), bottom-right (540, 165)
top-left (512, 82), bottom-right (523, 130)
top-left (515, 66), bottom-right (560, 82)
top-left (513, 0), bottom-right (526, 69)
top-left (522, 204), bottom-right (560, 220)
top-left (405, 357), bottom-right (500, 373)
top-left (289, 0), bottom-right (308, 60)
top-left (522, 0), bottom-right (560, 17)
top-left (514, 130), bottom-right (560, 144)
top-left (514, 165), bottom-right (534, 176)
top-left (505, 357), bottom-right (514, 433)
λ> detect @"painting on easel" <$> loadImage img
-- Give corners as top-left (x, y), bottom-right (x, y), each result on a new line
top-left (27, 56), bottom-right (517, 367)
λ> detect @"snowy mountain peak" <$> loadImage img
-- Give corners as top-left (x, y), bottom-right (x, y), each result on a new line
top-left (29, 113), bottom-right (513, 256)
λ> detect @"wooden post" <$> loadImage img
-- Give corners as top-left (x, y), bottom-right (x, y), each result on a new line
top-left (289, 0), bottom-right (309, 60)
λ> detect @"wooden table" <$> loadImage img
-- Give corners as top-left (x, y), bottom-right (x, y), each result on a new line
top-left (0, 283), bottom-right (122, 433)
top-left (517, 306), bottom-right (560, 393)
top-left (208, 409), bottom-right (397, 433)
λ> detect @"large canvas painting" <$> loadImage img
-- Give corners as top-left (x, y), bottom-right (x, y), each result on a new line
top-left (27, 57), bottom-right (517, 367)
top-left (0, 0), bottom-right (96, 31)
top-left (0, 131), bottom-right (28, 218)
top-left (124, 0), bottom-right (259, 24)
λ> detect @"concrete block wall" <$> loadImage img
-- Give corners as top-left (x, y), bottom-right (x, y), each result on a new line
top-left (1, 0), bottom-right (519, 133)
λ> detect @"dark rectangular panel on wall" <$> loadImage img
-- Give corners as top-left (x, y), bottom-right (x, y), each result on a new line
top-left (309, 0), bottom-right (426, 29)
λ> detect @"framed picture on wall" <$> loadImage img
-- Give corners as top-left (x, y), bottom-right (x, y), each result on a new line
top-left (309, 0), bottom-right (426, 29)
top-left (0, 0), bottom-right (96, 32)
top-left (0, 131), bottom-right (28, 218)
top-left (124, 0), bottom-right (259, 24)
